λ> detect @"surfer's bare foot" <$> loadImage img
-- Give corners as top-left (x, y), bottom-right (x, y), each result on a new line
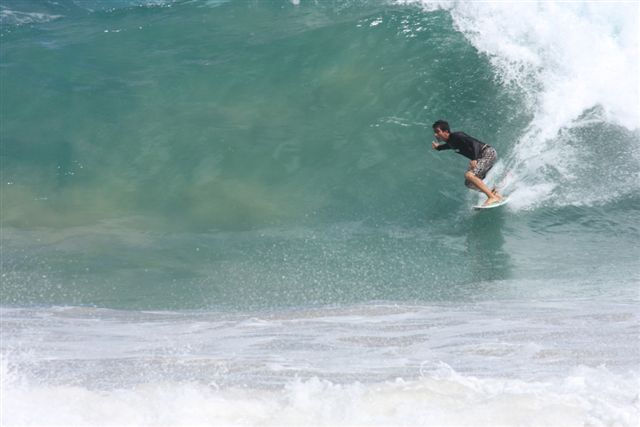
top-left (483, 196), bottom-right (501, 206)
top-left (491, 187), bottom-right (502, 198)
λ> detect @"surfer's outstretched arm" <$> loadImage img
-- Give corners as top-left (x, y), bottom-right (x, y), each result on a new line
top-left (432, 141), bottom-right (450, 150)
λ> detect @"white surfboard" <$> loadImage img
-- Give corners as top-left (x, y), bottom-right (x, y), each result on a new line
top-left (473, 197), bottom-right (509, 210)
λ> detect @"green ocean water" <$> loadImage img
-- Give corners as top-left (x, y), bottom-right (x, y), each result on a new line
top-left (2, 3), bottom-right (640, 425)
top-left (1, 0), bottom-right (639, 310)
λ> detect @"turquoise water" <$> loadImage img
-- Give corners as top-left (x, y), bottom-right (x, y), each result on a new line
top-left (1, 1), bottom-right (519, 230)
top-left (1, 1), bottom-right (639, 425)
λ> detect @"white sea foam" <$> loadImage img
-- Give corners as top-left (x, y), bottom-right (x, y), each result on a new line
top-left (402, 0), bottom-right (640, 209)
top-left (2, 354), bottom-right (638, 427)
top-left (2, 300), bottom-right (639, 426)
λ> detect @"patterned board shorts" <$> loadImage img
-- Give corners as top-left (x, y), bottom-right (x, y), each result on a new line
top-left (465, 146), bottom-right (497, 189)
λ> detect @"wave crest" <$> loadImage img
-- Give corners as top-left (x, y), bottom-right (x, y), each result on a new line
top-left (403, 0), bottom-right (640, 208)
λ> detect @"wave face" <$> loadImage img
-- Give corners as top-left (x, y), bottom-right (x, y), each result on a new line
top-left (2, 0), bottom-right (638, 308)
top-left (1, 1), bottom-right (639, 425)
top-left (2, 0), bottom-right (638, 228)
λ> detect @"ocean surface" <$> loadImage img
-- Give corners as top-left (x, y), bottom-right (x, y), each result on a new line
top-left (1, 0), bottom-right (639, 425)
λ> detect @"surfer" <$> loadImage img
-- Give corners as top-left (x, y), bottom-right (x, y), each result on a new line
top-left (431, 120), bottom-right (502, 206)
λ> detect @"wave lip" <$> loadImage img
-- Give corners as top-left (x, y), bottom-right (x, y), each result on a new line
top-left (401, 0), bottom-right (639, 130)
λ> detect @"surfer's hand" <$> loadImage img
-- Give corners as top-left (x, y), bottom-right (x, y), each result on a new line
top-left (431, 141), bottom-right (438, 150)
top-left (470, 160), bottom-right (477, 168)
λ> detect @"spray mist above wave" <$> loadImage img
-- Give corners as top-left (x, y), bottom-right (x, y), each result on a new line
top-left (401, 0), bottom-right (639, 209)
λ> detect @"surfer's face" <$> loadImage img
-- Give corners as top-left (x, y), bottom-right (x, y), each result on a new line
top-left (434, 128), bottom-right (450, 142)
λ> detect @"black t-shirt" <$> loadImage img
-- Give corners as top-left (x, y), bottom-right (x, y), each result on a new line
top-left (436, 131), bottom-right (488, 160)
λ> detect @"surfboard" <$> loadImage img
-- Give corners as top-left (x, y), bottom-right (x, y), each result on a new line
top-left (473, 197), bottom-right (509, 210)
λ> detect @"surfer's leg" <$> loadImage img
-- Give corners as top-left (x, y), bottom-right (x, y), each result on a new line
top-left (465, 177), bottom-right (480, 191)
top-left (470, 148), bottom-right (501, 205)
top-left (465, 171), bottom-right (500, 204)
top-left (465, 178), bottom-right (497, 197)
top-left (465, 163), bottom-right (482, 191)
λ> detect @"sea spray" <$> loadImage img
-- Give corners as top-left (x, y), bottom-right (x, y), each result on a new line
top-left (401, 1), bottom-right (640, 208)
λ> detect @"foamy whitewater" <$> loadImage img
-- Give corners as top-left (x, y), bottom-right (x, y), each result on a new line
top-left (1, 0), bottom-right (639, 426)
top-left (3, 299), bottom-right (639, 426)
top-left (403, 0), bottom-right (640, 209)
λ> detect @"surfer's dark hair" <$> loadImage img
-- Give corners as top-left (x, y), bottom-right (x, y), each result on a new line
top-left (432, 120), bottom-right (450, 132)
